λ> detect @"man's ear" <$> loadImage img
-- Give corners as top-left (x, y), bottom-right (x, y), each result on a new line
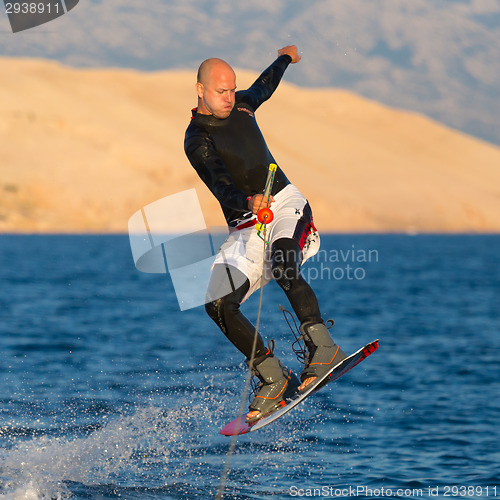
top-left (196, 82), bottom-right (204, 99)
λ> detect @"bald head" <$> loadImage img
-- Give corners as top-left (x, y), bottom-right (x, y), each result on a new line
top-left (195, 58), bottom-right (237, 119)
top-left (197, 58), bottom-right (235, 85)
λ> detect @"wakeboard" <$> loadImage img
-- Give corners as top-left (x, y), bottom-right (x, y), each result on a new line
top-left (220, 339), bottom-right (379, 436)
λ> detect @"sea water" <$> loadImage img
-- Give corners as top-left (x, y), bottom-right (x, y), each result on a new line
top-left (0, 234), bottom-right (499, 499)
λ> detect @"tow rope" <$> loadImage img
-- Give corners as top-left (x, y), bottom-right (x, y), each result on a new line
top-left (215, 164), bottom-right (276, 499)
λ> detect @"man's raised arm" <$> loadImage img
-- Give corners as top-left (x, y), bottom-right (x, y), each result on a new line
top-left (237, 44), bottom-right (302, 111)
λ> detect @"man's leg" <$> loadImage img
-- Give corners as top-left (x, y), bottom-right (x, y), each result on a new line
top-left (205, 263), bottom-right (268, 359)
top-left (270, 237), bottom-right (321, 324)
top-left (271, 237), bottom-right (346, 390)
top-left (205, 263), bottom-right (298, 421)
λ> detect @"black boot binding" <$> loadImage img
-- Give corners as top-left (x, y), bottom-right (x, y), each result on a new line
top-left (246, 344), bottom-right (300, 424)
top-left (298, 320), bottom-right (347, 391)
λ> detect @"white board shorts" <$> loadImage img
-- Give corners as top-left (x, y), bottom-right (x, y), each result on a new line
top-left (212, 184), bottom-right (320, 303)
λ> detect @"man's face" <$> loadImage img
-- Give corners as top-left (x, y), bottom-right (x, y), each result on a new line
top-left (197, 64), bottom-right (236, 119)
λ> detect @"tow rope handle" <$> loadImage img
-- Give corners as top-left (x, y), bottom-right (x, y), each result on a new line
top-left (256, 163), bottom-right (277, 239)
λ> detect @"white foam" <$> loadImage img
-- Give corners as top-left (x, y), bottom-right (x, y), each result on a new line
top-left (0, 405), bottom-right (187, 499)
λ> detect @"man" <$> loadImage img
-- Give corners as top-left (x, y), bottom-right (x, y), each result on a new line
top-left (184, 45), bottom-right (346, 423)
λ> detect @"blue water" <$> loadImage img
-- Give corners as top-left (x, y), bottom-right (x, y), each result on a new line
top-left (0, 234), bottom-right (499, 499)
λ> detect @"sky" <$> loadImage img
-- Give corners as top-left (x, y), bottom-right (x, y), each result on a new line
top-left (1, 0), bottom-right (499, 146)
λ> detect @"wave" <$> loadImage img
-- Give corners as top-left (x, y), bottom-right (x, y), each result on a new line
top-left (0, 405), bottom-right (200, 499)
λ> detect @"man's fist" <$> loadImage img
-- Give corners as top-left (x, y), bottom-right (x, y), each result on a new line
top-left (248, 194), bottom-right (275, 214)
top-left (278, 45), bottom-right (301, 64)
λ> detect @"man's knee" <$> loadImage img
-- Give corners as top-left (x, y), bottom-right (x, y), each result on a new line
top-left (205, 293), bottom-right (240, 329)
top-left (272, 260), bottom-right (293, 292)
top-left (271, 238), bottom-right (302, 292)
top-left (205, 297), bottom-right (226, 331)
top-left (205, 271), bottom-right (250, 333)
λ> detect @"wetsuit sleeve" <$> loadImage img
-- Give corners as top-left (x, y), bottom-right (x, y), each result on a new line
top-left (184, 131), bottom-right (249, 212)
top-left (237, 54), bottom-right (292, 111)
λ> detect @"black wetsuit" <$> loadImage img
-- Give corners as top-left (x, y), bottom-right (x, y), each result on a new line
top-left (184, 54), bottom-right (292, 226)
top-left (184, 55), bottom-right (322, 361)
